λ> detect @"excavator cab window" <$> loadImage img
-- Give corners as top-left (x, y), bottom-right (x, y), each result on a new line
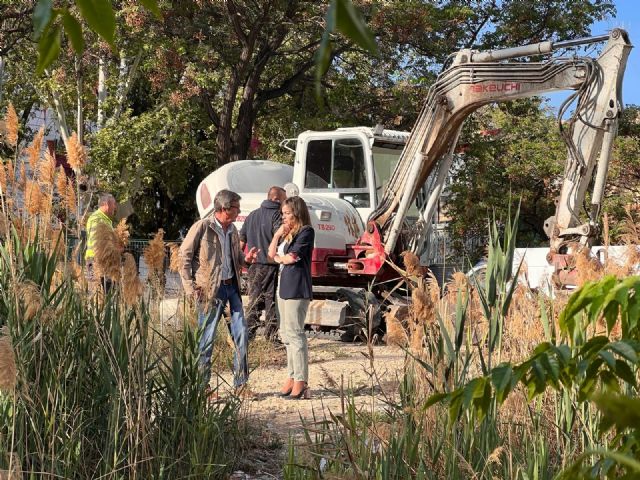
top-left (304, 138), bottom-right (369, 207)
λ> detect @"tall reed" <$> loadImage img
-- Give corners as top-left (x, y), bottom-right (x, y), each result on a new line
top-left (0, 228), bottom-right (242, 478)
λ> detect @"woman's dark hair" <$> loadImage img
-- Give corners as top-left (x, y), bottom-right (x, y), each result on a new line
top-left (283, 196), bottom-right (311, 240)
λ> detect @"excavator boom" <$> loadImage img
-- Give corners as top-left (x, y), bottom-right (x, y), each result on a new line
top-left (348, 29), bottom-right (631, 282)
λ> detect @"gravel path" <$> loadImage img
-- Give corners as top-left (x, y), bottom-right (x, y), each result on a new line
top-left (217, 336), bottom-right (407, 479)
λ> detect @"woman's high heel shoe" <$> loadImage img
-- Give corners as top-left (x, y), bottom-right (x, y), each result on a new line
top-left (287, 381), bottom-right (310, 400)
top-left (279, 378), bottom-right (294, 397)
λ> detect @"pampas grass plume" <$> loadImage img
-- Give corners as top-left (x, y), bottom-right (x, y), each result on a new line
top-left (168, 243), bottom-right (181, 272)
top-left (64, 178), bottom-right (76, 213)
top-left (0, 163), bottom-right (6, 194)
top-left (0, 333), bottom-right (16, 394)
top-left (5, 103), bottom-right (18, 148)
top-left (401, 251), bottom-right (422, 277)
top-left (27, 128), bottom-right (44, 172)
top-left (122, 253), bottom-right (143, 306)
top-left (114, 218), bottom-right (130, 248)
top-left (15, 281), bottom-right (41, 321)
top-left (25, 180), bottom-right (42, 216)
top-left (94, 222), bottom-right (123, 281)
top-left (384, 308), bottom-right (408, 347)
top-left (66, 132), bottom-right (87, 172)
top-left (0, 451), bottom-right (22, 479)
top-left (38, 150), bottom-right (56, 185)
top-left (18, 162), bottom-right (26, 190)
top-left (0, 216), bottom-right (7, 239)
top-left (6, 160), bottom-right (14, 188)
top-left (55, 166), bottom-right (66, 197)
top-left (144, 229), bottom-right (166, 273)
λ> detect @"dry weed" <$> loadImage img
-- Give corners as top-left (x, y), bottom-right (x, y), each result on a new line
top-left (505, 285), bottom-right (544, 361)
top-left (575, 247), bottom-right (603, 287)
top-left (319, 365), bottom-right (339, 389)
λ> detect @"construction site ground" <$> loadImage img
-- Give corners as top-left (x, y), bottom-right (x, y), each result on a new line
top-left (215, 334), bottom-right (406, 479)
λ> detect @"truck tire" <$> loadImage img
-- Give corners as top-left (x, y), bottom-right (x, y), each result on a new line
top-left (335, 288), bottom-right (382, 343)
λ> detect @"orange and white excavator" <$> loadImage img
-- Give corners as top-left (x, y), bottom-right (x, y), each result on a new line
top-left (196, 29), bottom-right (631, 337)
top-left (348, 28), bottom-right (631, 288)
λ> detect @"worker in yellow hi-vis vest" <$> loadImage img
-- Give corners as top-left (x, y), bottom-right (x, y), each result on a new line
top-left (85, 193), bottom-right (118, 291)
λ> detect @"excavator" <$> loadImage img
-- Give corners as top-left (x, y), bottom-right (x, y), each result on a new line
top-left (348, 28), bottom-right (631, 289)
top-left (196, 29), bottom-right (631, 338)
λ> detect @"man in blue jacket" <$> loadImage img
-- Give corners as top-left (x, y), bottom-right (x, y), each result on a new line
top-left (240, 186), bottom-right (286, 343)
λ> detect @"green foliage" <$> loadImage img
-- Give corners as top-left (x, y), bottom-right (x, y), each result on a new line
top-left (447, 101), bottom-right (566, 259)
top-left (603, 104), bottom-right (640, 242)
top-left (0, 231), bottom-right (241, 477)
top-left (315, 0), bottom-right (377, 97)
top-left (87, 107), bottom-right (211, 236)
top-left (428, 274), bottom-right (640, 477)
top-left (285, 208), bottom-right (639, 479)
top-left (32, 0), bottom-right (160, 73)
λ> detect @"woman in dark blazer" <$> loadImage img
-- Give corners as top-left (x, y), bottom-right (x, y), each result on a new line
top-left (268, 196), bottom-right (314, 399)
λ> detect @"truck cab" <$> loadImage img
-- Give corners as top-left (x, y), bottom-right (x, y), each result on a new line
top-left (285, 127), bottom-right (413, 223)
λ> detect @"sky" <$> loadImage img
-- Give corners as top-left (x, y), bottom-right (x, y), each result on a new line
top-left (545, 0), bottom-right (638, 108)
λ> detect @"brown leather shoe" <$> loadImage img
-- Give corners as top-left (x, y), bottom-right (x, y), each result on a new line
top-left (279, 378), bottom-right (294, 397)
top-left (287, 381), bottom-right (310, 400)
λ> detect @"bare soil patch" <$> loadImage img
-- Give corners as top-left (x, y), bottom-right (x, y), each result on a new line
top-left (214, 335), bottom-right (406, 479)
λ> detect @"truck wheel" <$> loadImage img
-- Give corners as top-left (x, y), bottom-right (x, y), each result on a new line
top-left (336, 288), bottom-right (382, 343)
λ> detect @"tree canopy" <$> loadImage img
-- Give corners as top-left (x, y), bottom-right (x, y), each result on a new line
top-left (0, 0), bottom-right (623, 240)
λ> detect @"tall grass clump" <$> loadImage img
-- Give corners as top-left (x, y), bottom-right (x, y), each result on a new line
top-left (0, 229), bottom-right (242, 478)
top-left (285, 205), bottom-right (640, 479)
top-left (0, 104), bottom-right (243, 478)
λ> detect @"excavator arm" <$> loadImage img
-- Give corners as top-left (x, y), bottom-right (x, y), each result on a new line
top-left (347, 29), bottom-right (631, 281)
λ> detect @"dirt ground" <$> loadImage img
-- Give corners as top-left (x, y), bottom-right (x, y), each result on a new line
top-left (215, 334), bottom-right (407, 479)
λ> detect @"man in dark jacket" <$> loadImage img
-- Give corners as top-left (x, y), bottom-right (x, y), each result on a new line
top-left (240, 186), bottom-right (287, 342)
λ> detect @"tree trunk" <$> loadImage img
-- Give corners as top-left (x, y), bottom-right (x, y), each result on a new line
top-left (46, 83), bottom-right (70, 147)
top-left (0, 56), bottom-right (5, 104)
top-left (75, 56), bottom-right (84, 143)
top-left (97, 55), bottom-right (108, 129)
top-left (113, 49), bottom-right (142, 121)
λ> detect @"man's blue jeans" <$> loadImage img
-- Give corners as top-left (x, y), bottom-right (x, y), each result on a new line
top-left (197, 283), bottom-right (249, 388)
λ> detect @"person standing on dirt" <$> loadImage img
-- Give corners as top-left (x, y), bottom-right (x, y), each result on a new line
top-left (85, 193), bottom-right (118, 291)
top-left (240, 186), bottom-right (287, 343)
top-left (268, 196), bottom-right (315, 400)
top-left (179, 189), bottom-right (259, 397)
